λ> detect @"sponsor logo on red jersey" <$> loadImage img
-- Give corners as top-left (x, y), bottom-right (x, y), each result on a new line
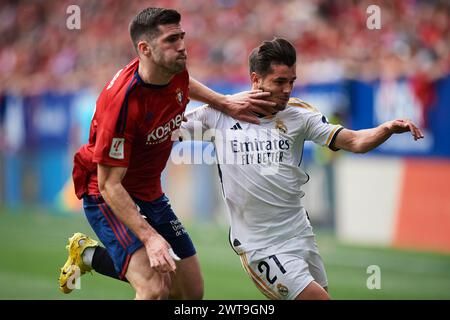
top-left (146, 112), bottom-right (184, 145)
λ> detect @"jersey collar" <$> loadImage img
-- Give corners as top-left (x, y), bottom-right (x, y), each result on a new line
top-left (134, 71), bottom-right (170, 89)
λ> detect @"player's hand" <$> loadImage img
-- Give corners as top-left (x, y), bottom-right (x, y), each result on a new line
top-left (144, 234), bottom-right (177, 273)
top-left (224, 90), bottom-right (278, 124)
top-left (387, 119), bottom-right (424, 141)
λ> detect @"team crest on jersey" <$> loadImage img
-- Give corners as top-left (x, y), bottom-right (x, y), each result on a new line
top-left (109, 138), bottom-right (124, 159)
top-left (275, 119), bottom-right (287, 134)
top-left (277, 283), bottom-right (289, 297)
top-left (176, 88), bottom-right (183, 106)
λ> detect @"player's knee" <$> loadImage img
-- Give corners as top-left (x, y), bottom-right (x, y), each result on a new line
top-left (135, 290), bottom-right (167, 300)
top-left (134, 275), bottom-right (171, 300)
top-left (135, 283), bottom-right (170, 300)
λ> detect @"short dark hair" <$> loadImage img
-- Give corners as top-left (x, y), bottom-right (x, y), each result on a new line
top-left (249, 38), bottom-right (297, 76)
top-left (129, 7), bottom-right (181, 50)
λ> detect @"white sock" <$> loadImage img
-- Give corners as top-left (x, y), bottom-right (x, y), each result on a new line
top-left (82, 247), bottom-right (95, 267)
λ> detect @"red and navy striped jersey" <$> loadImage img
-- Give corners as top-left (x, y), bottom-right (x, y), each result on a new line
top-left (73, 58), bottom-right (189, 201)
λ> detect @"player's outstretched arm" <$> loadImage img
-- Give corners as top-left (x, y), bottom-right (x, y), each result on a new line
top-left (333, 119), bottom-right (424, 153)
top-left (97, 164), bottom-right (176, 273)
top-left (188, 77), bottom-right (278, 124)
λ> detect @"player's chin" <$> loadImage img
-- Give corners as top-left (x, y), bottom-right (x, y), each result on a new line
top-left (172, 60), bottom-right (187, 73)
top-left (276, 103), bottom-right (287, 111)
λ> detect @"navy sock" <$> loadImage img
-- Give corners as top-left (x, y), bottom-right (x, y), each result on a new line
top-left (92, 246), bottom-right (128, 282)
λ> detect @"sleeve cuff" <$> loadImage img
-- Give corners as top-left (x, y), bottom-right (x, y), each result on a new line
top-left (328, 126), bottom-right (344, 151)
top-left (93, 157), bottom-right (129, 168)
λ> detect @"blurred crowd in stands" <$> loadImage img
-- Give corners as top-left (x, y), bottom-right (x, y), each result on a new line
top-left (0, 0), bottom-right (449, 94)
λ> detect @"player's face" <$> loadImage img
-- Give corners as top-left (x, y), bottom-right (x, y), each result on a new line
top-left (150, 23), bottom-right (187, 74)
top-left (252, 63), bottom-right (297, 110)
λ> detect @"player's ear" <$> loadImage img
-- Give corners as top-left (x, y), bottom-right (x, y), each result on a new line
top-left (251, 72), bottom-right (262, 88)
top-left (137, 40), bottom-right (151, 57)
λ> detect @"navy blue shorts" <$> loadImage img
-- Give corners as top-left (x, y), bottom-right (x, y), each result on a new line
top-left (83, 194), bottom-right (196, 279)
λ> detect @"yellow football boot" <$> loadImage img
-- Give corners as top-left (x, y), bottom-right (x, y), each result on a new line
top-left (59, 232), bottom-right (98, 294)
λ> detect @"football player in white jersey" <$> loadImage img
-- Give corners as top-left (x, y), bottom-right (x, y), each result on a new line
top-left (177, 38), bottom-right (424, 300)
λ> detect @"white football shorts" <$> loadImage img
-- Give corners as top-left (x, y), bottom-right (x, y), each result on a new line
top-left (239, 234), bottom-right (328, 300)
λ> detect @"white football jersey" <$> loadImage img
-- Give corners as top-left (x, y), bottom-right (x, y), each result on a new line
top-left (179, 98), bottom-right (343, 253)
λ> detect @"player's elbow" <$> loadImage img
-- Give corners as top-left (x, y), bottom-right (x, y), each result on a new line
top-left (98, 179), bottom-right (106, 194)
top-left (98, 179), bottom-right (108, 197)
top-left (98, 178), bottom-right (120, 198)
top-left (97, 165), bottom-right (127, 200)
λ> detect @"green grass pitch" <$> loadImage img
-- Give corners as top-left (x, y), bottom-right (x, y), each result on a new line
top-left (1, 208), bottom-right (449, 299)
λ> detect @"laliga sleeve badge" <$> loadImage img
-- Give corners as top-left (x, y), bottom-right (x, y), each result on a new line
top-left (109, 137), bottom-right (125, 159)
top-left (277, 283), bottom-right (289, 297)
top-left (275, 119), bottom-right (287, 134)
